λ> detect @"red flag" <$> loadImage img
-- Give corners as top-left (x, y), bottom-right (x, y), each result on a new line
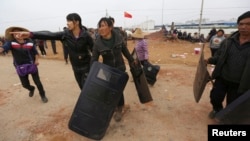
top-left (124, 12), bottom-right (132, 18)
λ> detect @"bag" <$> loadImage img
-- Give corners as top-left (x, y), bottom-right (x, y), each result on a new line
top-left (16, 64), bottom-right (38, 76)
top-left (143, 63), bottom-right (160, 85)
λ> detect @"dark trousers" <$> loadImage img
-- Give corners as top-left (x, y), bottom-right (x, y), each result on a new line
top-left (18, 71), bottom-right (45, 97)
top-left (51, 41), bottom-right (57, 54)
top-left (210, 77), bottom-right (241, 111)
top-left (73, 65), bottom-right (90, 89)
top-left (38, 45), bottom-right (46, 55)
top-left (210, 48), bottom-right (218, 57)
top-left (63, 46), bottom-right (69, 62)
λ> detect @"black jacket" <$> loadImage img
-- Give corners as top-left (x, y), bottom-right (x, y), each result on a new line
top-left (31, 28), bottom-right (93, 67)
top-left (91, 30), bottom-right (134, 71)
top-left (3, 39), bottom-right (38, 65)
top-left (208, 31), bottom-right (250, 93)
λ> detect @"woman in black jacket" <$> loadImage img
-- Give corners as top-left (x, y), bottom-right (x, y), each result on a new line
top-left (13, 13), bottom-right (94, 90)
top-left (91, 17), bottom-right (135, 122)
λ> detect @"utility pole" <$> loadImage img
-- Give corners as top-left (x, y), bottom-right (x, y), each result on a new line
top-left (105, 9), bottom-right (109, 17)
top-left (198, 0), bottom-right (204, 36)
top-left (161, 0), bottom-right (164, 25)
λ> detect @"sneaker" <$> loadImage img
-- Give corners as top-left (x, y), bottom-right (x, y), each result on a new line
top-left (208, 110), bottom-right (219, 119)
top-left (41, 96), bottom-right (48, 103)
top-left (29, 87), bottom-right (35, 97)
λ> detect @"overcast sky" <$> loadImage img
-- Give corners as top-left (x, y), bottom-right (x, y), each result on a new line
top-left (0, 0), bottom-right (249, 35)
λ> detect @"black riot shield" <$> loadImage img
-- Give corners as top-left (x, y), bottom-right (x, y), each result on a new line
top-left (129, 49), bottom-right (153, 103)
top-left (193, 44), bottom-right (212, 103)
top-left (215, 90), bottom-right (250, 124)
top-left (68, 61), bottom-right (129, 140)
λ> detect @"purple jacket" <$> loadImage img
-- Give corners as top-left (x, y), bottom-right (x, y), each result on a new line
top-left (135, 39), bottom-right (148, 61)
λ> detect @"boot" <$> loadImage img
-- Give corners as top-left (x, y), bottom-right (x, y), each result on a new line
top-left (29, 86), bottom-right (35, 97)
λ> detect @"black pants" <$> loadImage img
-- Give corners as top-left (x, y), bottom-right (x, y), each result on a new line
top-left (73, 65), bottom-right (90, 90)
top-left (18, 71), bottom-right (45, 97)
top-left (63, 45), bottom-right (69, 62)
top-left (210, 48), bottom-right (218, 57)
top-left (210, 77), bottom-right (241, 111)
top-left (38, 45), bottom-right (46, 55)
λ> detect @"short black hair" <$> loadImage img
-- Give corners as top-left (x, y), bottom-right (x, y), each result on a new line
top-left (237, 11), bottom-right (250, 24)
top-left (217, 29), bottom-right (224, 34)
top-left (109, 16), bottom-right (115, 23)
top-left (97, 17), bottom-right (113, 28)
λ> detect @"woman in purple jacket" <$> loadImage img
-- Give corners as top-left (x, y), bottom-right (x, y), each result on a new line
top-left (132, 28), bottom-right (149, 66)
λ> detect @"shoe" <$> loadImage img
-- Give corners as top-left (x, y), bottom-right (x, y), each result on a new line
top-left (29, 87), bottom-right (35, 97)
top-left (208, 110), bottom-right (219, 119)
top-left (113, 105), bottom-right (130, 122)
top-left (113, 110), bottom-right (122, 122)
top-left (41, 96), bottom-right (48, 103)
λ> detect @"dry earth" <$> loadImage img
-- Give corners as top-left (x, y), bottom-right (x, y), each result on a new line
top-left (0, 31), bottom-right (218, 141)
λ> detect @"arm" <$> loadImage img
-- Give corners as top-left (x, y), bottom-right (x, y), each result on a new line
top-left (34, 54), bottom-right (39, 65)
top-left (0, 41), bottom-right (11, 53)
top-left (90, 44), bottom-right (100, 66)
top-left (121, 42), bottom-right (134, 63)
top-left (31, 31), bottom-right (64, 40)
top-left (0, 47), bottom-right (3, 53)
top-left (86, 34), bottom-right (94, 52)
top-left (11, 31), bottom-right (64, 40)
top-left (142, 39), bottom-right (149, 60)
top-left (207, 39), bottom-right (227, 64)
top-left (31, 41), bottom-right (39, 65)
top-left (209, 36), bottom-right (214, 47)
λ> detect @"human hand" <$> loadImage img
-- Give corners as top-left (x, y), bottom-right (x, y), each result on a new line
top-left (204, 59), bottom-right (209, 66)
top-left (34, 60), bottom-right (39, 66)
top-left (9, 31), bottom-right (30, 39)
top-left (134, 60), bottom-right (138, 65)
top-left (0, 47), bottom-right (4, 53)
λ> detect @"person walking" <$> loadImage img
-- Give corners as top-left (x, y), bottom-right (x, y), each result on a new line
top-left (90, 17), bottom-right (135, 122)
top-left (131, 28), bottom-right (160, 86)
top-left (205, 11), bottom-right (250, 119)
top-left (12, 13), bottom-right (94, 90)
top-left (0, 27), bottom-right (48, 103)
top-left (131, 28), bottom-right (149, 66)
top-left (207, 27), bottom-right (217, 42)
top-left (36, 39), bottom-right (47, 57)
top-left (50, 40), bottom-right (58, 54)
top-left (61, 27), bottom-right (69, 64)
top-left (209, 29), bottom-right (225, 57)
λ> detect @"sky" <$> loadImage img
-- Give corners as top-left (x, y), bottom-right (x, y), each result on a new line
top-left (0, 0), bottom-right (249, 35)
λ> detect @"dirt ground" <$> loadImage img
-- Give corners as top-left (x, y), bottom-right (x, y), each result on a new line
top-left (0, 31), bottom-right (218, 141)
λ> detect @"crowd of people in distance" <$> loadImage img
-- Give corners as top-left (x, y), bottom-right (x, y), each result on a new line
top-left (162, 27), bottom-right (206, 43)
